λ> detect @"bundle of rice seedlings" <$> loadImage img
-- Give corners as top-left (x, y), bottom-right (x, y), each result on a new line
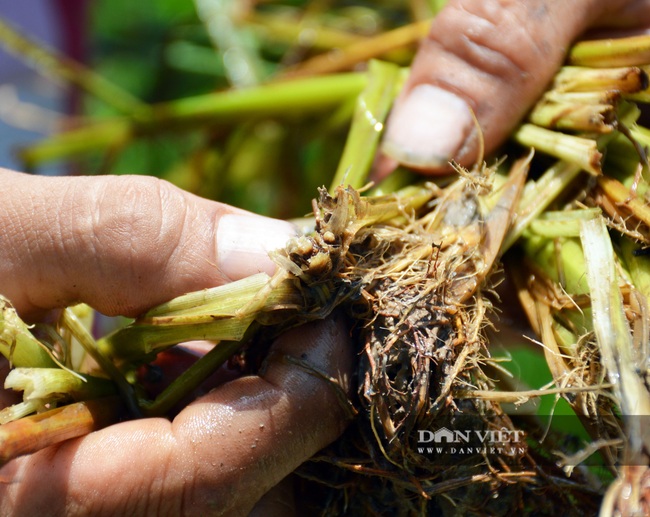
top-left (1, 7), bottom-right (650, 514)
top-left (504, 37), bottom-right (650, 517)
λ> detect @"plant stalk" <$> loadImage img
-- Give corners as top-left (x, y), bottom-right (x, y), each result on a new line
top-left (20, 72), bottom-right (368, 167)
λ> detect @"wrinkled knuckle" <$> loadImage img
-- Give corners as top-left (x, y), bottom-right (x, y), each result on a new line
top-left (430, 0), bottom-right (553, 83)
top-left (87, 176), bottom-right (187, 312)
top-left (96, 176), bottom-right (177, 259)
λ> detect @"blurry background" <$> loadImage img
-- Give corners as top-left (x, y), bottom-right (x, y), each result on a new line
top-left (0, 1), bottom-right (427, 217)
top-left (0, 0), bottom-right (75, 175)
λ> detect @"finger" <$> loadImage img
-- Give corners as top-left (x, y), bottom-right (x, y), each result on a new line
top-left (0, 169), bottom-right (297, 318)
top-left (248, 476), bottom-right (296, 517)
top-left (380, 0), bottom-right (638, 175)
top-left (0, 315), bottom-right (354, 516)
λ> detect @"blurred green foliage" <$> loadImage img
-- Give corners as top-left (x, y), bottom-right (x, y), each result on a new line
top-left (77, 1), bottom-right (429, 218)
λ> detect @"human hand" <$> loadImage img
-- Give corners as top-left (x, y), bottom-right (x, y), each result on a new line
top-left (381, 0), bottom-right (650, 175)
top-left (0, 170), bottom-right (354, 515)
top-left (0, 169), bottom-right (298, 319)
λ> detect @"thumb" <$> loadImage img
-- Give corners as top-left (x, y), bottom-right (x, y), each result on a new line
top-left (381, 0), bottom-right (634, 174)
top-left (0, 169), bottom-right (297, 318)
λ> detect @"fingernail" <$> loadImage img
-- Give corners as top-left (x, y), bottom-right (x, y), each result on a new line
top-left (382, 84), bottom-right (474, 169)
top-left (216, 214), bottom-right (298, 281)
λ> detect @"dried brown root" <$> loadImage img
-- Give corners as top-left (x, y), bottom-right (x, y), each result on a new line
top-left (280, 160), bottom-right (597, 514)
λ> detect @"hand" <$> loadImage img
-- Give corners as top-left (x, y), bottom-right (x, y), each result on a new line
top-left (0, 170), bottom-right (354, 516)
top-left (381, 0), bottom-right (650, 175)
top-left (0, 169), bottom-right (297, 319)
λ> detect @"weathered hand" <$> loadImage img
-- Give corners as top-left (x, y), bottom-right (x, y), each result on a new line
top-left (0, 170), bottom-right (354, 516)
top-left (0, 317), bottom-right (352, 516)
top-left (381, 0), bottom-right (650, 175)
top-left (0, 169), bottom-right (297, 319)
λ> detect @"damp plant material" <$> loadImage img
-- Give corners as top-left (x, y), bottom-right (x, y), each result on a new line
top-left (355, 158), bottom-right (526, 451)
top-left (580, 216), bottom-right (650, 453)
top-left (509, 52), bottom-right (650, 511)
top-left (512, 210), bottom-right (650, 516)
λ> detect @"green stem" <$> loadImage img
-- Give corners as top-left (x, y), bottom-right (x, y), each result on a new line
top-left (144, 273), bottom-right (277, 318)
top-left (20, 72), bottom-right (368, 167)
top-left (140, 340), bottom-right (241, 417)
top-left (553, 65), bottom-right (648, 94)
top-left (513, 124), bottom-right (602, 175)
top-left (568, 34), bottom-right (650, 68)
top-left (151, 72), bottom-right (367, 124)
top-left (527, 208), bottom-right (602, 238)
top-left (96, 273), bottom-right (298, 363)
top-left (19, 119), bottom-right (132, 168)
top-left (0, 297), bottom-right (56, 368)
top-left (528, 98), bottom-right (615, 133)
top-left (99, 316), bottom-right (256, 365)
top-left (527, 236), bottom-right (590, 295)
top-left (330, 60), bottom-right (401, 191)
top-left (60, 308), bottom-right (140, 417)
top-left (513, 102), bottom-right (638, 185)
top-left (543, 91), bottom-right (620, 104)
top-left (502, 160), bottom-right (582, 252)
